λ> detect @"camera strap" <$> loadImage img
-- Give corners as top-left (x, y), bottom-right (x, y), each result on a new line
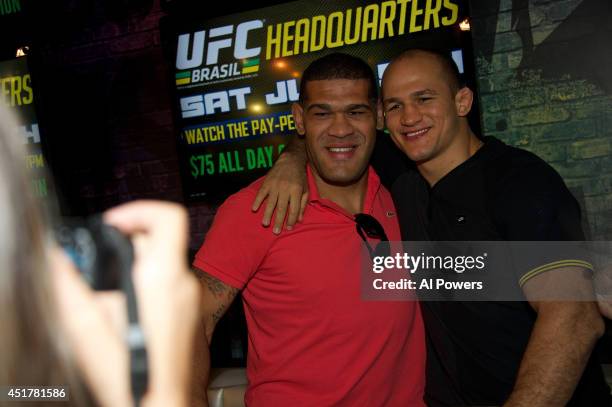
top-left (121, 255), bottom-right (148, 406)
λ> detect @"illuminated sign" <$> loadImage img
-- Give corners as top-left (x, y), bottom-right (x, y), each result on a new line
top-left (176, 20), bottom-right (264, 86)
top-left (0, 57), bottom-right (54, 200)
top-left (164, 0), bottom-right (470, 201)
top-left (0, 0), bottom-right (21, 16)
top-left (265, 0), bottom-right (459, 59)
top-left (0, 73), bottom-right (33, 107)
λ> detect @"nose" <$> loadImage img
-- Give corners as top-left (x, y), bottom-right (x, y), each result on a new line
top-left (328, 113), bottom-right (354, 138)
top-left (400, 103), bottom-right (422, 126)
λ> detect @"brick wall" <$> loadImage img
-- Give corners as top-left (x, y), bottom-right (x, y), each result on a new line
top-left (32, 0), bottom-right (216, 251)
top-left (471, 0), bottom-right (612, 239)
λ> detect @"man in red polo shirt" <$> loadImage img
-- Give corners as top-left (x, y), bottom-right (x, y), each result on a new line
top-left (192, 53), bottom-right (425, 406)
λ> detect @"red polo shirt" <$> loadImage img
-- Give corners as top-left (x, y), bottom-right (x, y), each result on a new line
top-left (194, 166), bottom-right (425, 406)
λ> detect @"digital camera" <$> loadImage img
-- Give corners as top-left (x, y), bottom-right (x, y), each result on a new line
top-left (55, 216), bottom-right (134, 291)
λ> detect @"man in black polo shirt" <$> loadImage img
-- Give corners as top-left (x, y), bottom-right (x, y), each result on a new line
top-left (252, 49), bottom-right (610, 406)
top-left (379, 50), bottom-right (610, 407)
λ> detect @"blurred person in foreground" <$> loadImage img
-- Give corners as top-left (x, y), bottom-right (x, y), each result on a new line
top-left (0, 103), bottom-right (199, 407)
top-left (192, 53), bottom-right (425, 406)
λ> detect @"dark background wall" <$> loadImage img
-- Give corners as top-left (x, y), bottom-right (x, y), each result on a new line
top-left (17, 0), bottom-right (290, 252)
top-left (470, 0), bottom-right (612, 240)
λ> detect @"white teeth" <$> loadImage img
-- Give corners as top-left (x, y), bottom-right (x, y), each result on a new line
top-left (406, 128), bottom-right (428, 137)
top-left (328, 147), bottom-right (353, 152)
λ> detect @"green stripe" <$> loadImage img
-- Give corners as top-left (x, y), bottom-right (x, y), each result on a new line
top-left (242, 58), bottom-right (260, 67)
top-left (175, 71), bottom-right (191, 79)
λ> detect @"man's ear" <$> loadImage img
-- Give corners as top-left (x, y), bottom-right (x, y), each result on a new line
top-left (454, 86), bottom-right (474, 117)
top-left (291, 102), bottom-right (306, 136)
top-left (376, 100), bottom-right (384, 130)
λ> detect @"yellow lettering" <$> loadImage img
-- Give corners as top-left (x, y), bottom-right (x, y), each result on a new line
top-left (424, 0), bottom-right (442, 30)
top-left (310, 15), bottom-right (326, 52)
top-left (266, 24), bottom-right (282, 60)
top-left (397, 0), bottom-right (410, 35)
top-left (1, 78), bottom-right (10, 104)
top-left (344, 7), bottom-right (362, 45)
top-left (295, 18), bottom-right (310, 54)
top-left (22, 74), bottom-right (32, 105)
top-left (10, 77), bottom-right (22, 107)
top-left (217, 125), bottom-right (226, 139)
top-left (361, 4), bottom-right (379, 42)
top-left (261, 0), bottom-right (447, 59)
top-left (185, 129), bottom-right (196, 144)
top-left (251, 119), bottom-right (260, 135)
top-left (326, 12), bottom-right (344, 48)
top-left (26, 153), bottom-right (44, 169)
top-left (410, 0), bottom-right (424, 32)
top-left (442, 0), bottom-right (459, 25)
top-left (0, 76), bottom-right (32, 107)
top-left (379, 1), bottom-right (396, 38)
top-left (281, 21), bottom-right (295, 57)
top-left (278, 114), bottom-right (296, 132)
top-left (184, 125), bottom-right (227, 145)
top-left (227, 121), bottom-right (249, 138)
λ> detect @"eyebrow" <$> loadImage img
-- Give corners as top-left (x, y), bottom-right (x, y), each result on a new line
top-left (305, 103), bottom-right (331, 112)
top-left (382, 96), bottom-right (401, 105)
top-left (345, 103), bottom-right (373, 111)
top-left (383, 88), bottom-right (439, 104)
top-left (306, 103), bottom-right (373, 112)
top-left (414, 89), bottom-right (438, 96)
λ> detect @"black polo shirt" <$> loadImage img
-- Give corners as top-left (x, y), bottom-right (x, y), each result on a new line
top-left (372, 135), bottom-right (611, 406)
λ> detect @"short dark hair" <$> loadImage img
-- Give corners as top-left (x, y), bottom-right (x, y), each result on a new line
top-left (299, 52), bottom-right (378, 104)
top-left (390, 48), bottom-right (464, 92)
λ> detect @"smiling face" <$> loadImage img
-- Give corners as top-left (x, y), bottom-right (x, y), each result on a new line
top-left (381, 52), bottom-right (473, 170)
top-left (292, 78), bottom-right (379, 187)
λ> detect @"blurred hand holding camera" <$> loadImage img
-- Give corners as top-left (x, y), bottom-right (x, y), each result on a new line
top-left (52, 201), bottom-right (199, 407)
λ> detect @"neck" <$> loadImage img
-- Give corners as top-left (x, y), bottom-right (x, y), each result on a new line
top-left (312, 168), bottom-right (369, 214)
top-left (418, 126), bottom-right (482, 187)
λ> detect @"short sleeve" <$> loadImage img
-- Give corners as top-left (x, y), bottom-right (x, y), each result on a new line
top-left (193, 186), bottom-right (276, 290)
top-left (493, 158), bottom-right (590, 285)
top-left (494, 159), bottom-right (585, 241)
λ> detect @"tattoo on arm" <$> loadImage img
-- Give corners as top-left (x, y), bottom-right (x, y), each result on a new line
top-left (193, 267), bottom-right (239, 324)
top-left (212, 303), bottom-right (228, 325)
top-left (201, 272), bottom-right (234, 296)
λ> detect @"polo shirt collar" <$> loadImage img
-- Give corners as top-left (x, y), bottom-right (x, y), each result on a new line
top-left (306, 164), bottom-right (381, 215)
top-left (426, 136), bottom-right (505, 192)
